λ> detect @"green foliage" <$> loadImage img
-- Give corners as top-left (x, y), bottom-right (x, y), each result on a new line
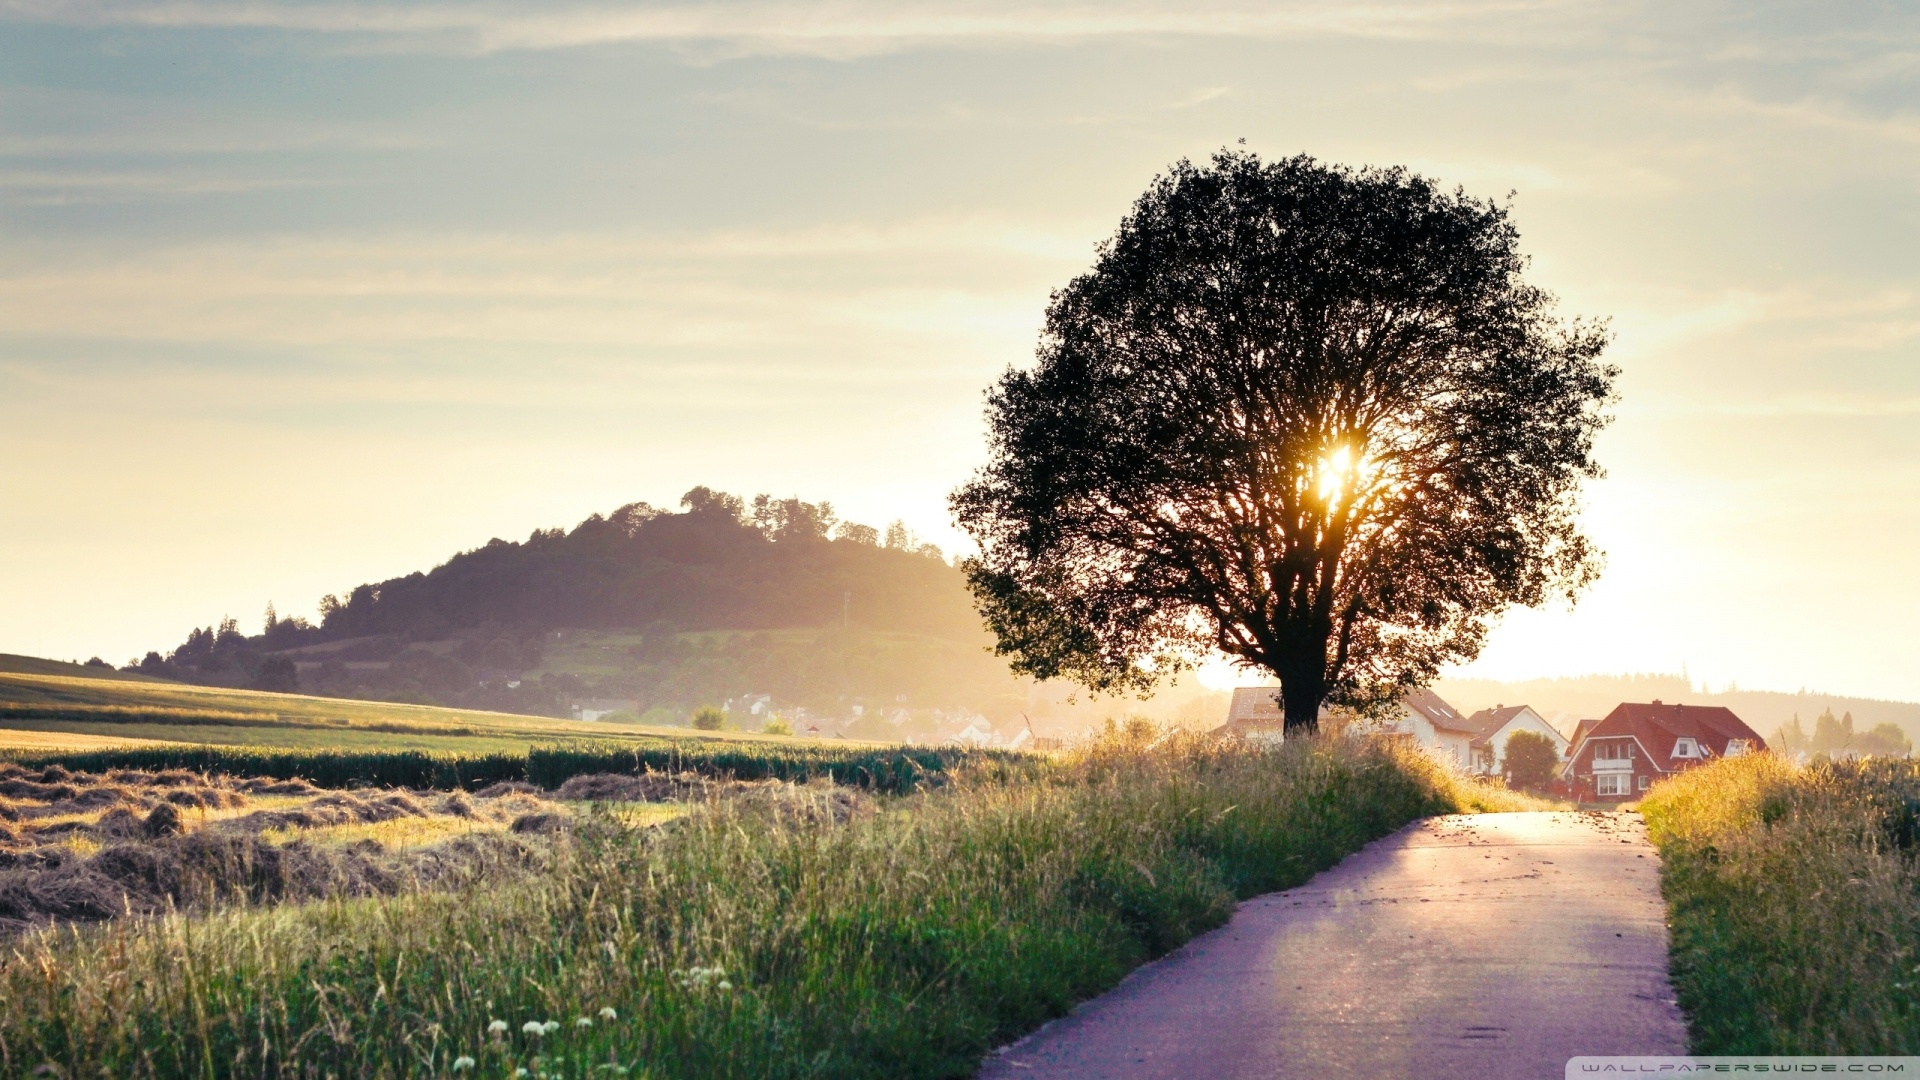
top-left (760, 716), bottom-right (793, 736)
top-left (952, 149), bottom-right (1614, 731)
top-left (2, 740), bottom-right (1011, 795)
top-left (1772, 713), bottom-right (1809, 756)
top-left (691, 705), bottom-right (725, 731)
top-left (1812, 708), bottom-right (1855, 755)
top-left (1641, 753), bottom-right (1920, 1052)
top-left (1500, 729), bottom-right (1560, 791)
top-left (1858, 722), bottom-right (1912, 757)
top-left (0, 744), bottom-right (524, 790)
top-left (0, 734), bottom-right (1501, 1078)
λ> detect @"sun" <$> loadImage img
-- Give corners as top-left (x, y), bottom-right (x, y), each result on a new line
top-left (1316, 444), bottom-right (1357, 505)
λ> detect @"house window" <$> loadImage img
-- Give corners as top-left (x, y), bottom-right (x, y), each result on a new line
top-left (1593, 740), bottom-right (1635, 761)
top-left (1673, 738), bottom-right (1698, 759)
top-left (1637, 775), bottom-right (1650, 791)
top-left (1596, 774), bottom-right (1630, 797)
top-left (1725, 739), bottom-right (1750, 758)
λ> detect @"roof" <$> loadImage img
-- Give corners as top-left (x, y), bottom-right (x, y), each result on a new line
top-left (1215, 686), bottom-right (1287, 737)
top-left (1573, 701), bottom-right (1766, 770)
top-left (1566, 717), bottom-right (1599, 748)
top-left (1404, 688), bottom-right (1476, 734)
top-left (1461, 705), bottom-right (1564, 747)
top-left (1225, 686), bottom-right (1284, 726)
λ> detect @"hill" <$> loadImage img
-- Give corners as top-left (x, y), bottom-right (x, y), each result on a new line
top-left (118, 488), bottom-right (1223, 741)
top-left (0, 653), bottom-right (169, 683)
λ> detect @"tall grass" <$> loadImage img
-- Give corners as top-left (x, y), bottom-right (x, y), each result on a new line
top-left (1641, 753), bottom-right (1920, 1052)
top-left (0, 733), bottom-right (1516, 1078)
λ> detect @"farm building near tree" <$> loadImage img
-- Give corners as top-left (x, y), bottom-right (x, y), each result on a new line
top-left (1561, 701), bottom-right (1765, 801)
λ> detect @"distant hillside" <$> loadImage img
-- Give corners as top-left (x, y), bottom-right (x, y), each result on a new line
top-left (1434, 673), bottom-right (1920, 751)
top-left (0, 653), bottom-right (167, 683)
top-left (123, 488), bottom-right (1212, 737)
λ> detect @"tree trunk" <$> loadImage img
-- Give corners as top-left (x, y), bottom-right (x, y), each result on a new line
top-left (1280, 665), bottom-right (1325, 736)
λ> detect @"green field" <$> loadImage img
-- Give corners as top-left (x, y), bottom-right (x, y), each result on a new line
top-left (0, 653), bottom-right (837, 757)
top-left (0, 731), bottom-right (1540, 1078)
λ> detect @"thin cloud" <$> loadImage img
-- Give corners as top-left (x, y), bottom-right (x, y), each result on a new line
top-left (0, 0), bottom-right (1583, 55)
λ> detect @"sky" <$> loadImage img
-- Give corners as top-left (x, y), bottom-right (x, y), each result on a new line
top-left (1, 1), bottom-right (1917, 700)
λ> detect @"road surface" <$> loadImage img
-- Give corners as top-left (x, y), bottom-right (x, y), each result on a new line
top-left (978, 811), bottom-right (1687, 1080)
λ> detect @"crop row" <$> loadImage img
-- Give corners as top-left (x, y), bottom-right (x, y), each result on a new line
top-left (0, 740), bottom-right (1026, 793)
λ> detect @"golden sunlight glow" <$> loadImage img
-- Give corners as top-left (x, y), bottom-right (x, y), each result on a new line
top-left (1316, 444), bottom-right (1356, 505)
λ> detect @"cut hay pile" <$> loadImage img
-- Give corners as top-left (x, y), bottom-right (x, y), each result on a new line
top-left (0, 764), bottom-right (578, 936)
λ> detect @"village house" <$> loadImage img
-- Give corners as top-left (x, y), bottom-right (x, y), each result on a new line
top-left (1561, 700), bottom-right (1765, 801)
top-left (569, 697), bottom-right (639, 722)
top-left (1460, 704), bottom-right (1570, 776)
top-left (1217, 686), bottom-right (1287, 744)
top-left (1217, 686), bottom-right (1492, 772)
top-left (1392, 688), bottom-right (1481, 768)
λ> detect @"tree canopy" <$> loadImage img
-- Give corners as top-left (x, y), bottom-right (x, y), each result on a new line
top-left (954, 150), bottom-right (1616, 731)
top-left (1501, 730), bottom-right (1561, 792)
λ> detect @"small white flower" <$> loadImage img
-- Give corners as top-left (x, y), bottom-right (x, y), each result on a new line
top-left (575, 1017), bottom-right (593, 1028)
top-left (717, 980), bottom-right (733, 991)
top-left (523, 1021), bottom-right (546, 1035)
top-left (542, 1021), bottom-right (562, 1035)
top-left (488, 1020), bottom-right (509, 1034)
top-left (514, 1069), bottom-right (530, 1079)
top-left (598, 1007), bottom-right (618, 1021)
top-left (452, 1056), bottom-right (476, 1071)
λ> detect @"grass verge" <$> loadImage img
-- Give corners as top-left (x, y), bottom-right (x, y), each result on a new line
top-left (1640, 752), bottom-right (1920, 1052)
top-left (0, 732), bottom-right (1522, 1078)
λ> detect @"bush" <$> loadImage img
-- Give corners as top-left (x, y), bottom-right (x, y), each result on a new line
top-left (0, 732), bottom-right (1523, 1078)
top-left (1501, 729), bottom-right (1560, 791)
top-left (1641, 753), bottom-right (1920, 1052)
top-left (761, 716), bottom-right (794, 736)
top-left (691, 705), bottom-right (726, 731)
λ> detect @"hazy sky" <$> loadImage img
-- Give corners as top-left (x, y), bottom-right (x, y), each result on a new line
top-left (3, 1), bottom-right (1917, 699)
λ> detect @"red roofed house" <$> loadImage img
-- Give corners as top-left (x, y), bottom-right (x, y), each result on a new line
top-left (1562, 701), bottom-right (1766, 801)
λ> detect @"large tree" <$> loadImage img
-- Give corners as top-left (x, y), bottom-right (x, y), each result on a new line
top-left (952, 150), bottom-right (1616, 733)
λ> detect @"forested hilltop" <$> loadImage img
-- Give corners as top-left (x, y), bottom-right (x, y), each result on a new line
top-left (122, 488), bottom-right (1119, 733)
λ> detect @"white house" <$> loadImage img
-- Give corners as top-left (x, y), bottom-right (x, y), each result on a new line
top-left (1388, 688), bottom-right (1480, 769)
top-left (1460, 704), bottom-right (1569, 776)
top-left (1218, 686), bottom-right (1482, 768)
top-left (570, 697), bottom-right (639, 722)
top-left (945, 716), bottom-right (1000, 747)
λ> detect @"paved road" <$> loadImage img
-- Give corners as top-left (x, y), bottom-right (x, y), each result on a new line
top-left (978, 812), bottom-right (1687, 1080)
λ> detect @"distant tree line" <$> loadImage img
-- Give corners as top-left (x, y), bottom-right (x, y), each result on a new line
top-left (1771, 709), bottom-right (1911, 759)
